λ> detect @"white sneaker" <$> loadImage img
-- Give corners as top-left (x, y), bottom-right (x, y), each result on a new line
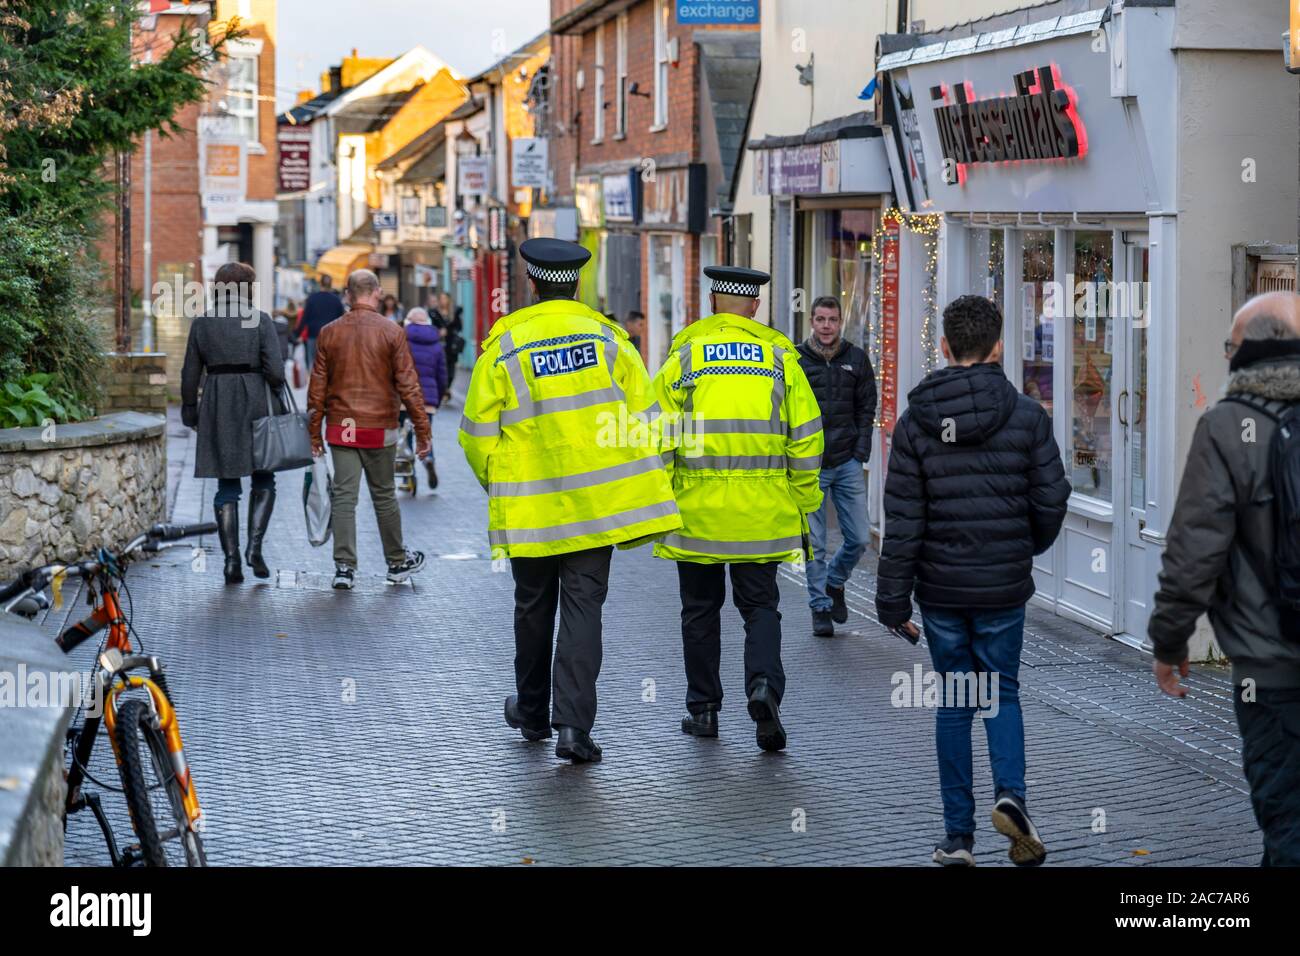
top-left (332, 565), bottom-right (355, 590)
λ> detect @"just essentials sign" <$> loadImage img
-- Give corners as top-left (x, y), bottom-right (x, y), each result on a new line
top-left (930, 64), bottom-right (1086, 185)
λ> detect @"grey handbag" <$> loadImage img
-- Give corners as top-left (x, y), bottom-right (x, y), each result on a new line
top-left (252, 381), bottom-right (314, 472)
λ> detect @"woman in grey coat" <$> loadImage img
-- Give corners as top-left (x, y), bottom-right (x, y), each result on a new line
top-left (181, 262), bottom-right (286, 583)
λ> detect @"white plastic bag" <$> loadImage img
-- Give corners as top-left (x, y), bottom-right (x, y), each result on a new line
top-left (303, 455), bottom-right (333, 547)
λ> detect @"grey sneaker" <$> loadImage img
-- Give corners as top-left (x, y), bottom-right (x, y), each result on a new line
top-left (332, 565), bottom-right (355, 590)
top-left (386, 549), bottom-right (426, 584)
top-left (992, 792), bottom-right (1047, 866)
top-left (933, 833), bottom-right (975, 867)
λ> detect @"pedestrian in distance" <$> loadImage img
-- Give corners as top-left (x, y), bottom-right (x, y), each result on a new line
top-left (180, 261), bottom-right (286, 584)
top-left (403, 307), bottom-right (447, 490)
top-left (459, 238), bottom-right (681, 764)
top-left (648, 266), bottom-right (824, 753)
top-left (624, 309), bottom-right (645, 354)
top-left (875, 293), bottom-right (1069, 868)
top-left (382, 294), bottom-right (404, 323)
top-left (300, 273), bottom-right (346, 370)
top-left (306, 269), bottom-right (431, 590)
top-left (1150, 292), bottom-right (1300, 867)
top-left (796, 295), bottom-right (877, 637)
top-left (438, 291), bottom-right (466, 390)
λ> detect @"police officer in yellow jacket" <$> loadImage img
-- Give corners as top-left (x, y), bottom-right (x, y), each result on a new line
top-left (459, 238), bottom-right (681, 763)
top-left (648, 266), bottom-right (824, 752)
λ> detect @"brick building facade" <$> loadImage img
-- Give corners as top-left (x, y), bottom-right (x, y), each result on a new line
top-left (546, 0), bottom-right (758, 372)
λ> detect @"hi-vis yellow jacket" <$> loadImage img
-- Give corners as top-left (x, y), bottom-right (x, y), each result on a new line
top-left (459, 299), bottom-right (682, 559)
top-left (646, 313), bottom-right (824, 564)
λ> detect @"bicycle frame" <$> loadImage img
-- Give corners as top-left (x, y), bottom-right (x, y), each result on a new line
top-left (64, 575), bottom-right (204, 850)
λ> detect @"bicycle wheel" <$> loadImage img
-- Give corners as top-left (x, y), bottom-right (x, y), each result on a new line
top-left (114, 699), bottom-right (207, 867)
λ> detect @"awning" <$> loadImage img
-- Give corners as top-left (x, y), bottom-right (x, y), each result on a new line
top-left (315, 244), bottom-right (371, 287)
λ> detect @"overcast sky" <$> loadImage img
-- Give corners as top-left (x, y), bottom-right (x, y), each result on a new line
top-left (274, 0), bottom-right (551, 111)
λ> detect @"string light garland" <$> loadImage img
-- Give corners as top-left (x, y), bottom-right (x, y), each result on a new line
top-left (866, 207), bottom-right (944, 427)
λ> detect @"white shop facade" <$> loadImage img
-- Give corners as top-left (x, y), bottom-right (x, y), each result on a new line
top-left (877, 6), bottom-right (1180, 647)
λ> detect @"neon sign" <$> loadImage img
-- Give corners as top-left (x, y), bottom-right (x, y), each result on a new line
top-left (930, 64), bottom-right (1087, 185)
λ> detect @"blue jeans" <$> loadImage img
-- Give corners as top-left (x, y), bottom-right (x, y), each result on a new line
top-left (919, 604), bottom-right (1027, 837)
top-left (806, 459), bottom-right (868, 611)
top-left (214, 471), bottom-right (275, 509)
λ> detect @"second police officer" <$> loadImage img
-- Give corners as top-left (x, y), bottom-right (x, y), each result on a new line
top-left (459, 238), bottom-right (682, 764)
top-left (648, 266), bottom-right (824, 752)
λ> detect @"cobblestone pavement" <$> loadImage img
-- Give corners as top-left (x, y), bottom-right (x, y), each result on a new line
top-left (49, 397), bottom-right (1261, 866)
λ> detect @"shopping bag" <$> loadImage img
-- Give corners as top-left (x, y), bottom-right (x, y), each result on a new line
top-left (303, 455), bottom-right (333, 547)
top-left (252, 381), bottom-right (315, 472)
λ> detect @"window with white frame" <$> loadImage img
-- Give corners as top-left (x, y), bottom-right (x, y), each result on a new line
top-left (615, 12), bottom-right (628, 138)
top-left (592, 23), bottom-right (605, 143)
top-left (653, 0), bottom-right (669, 129)
top-left (224, 52), bottom-right (259, 142)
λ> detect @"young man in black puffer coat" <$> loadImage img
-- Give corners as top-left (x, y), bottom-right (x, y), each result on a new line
top-left (876, 294), bottom-right (1070, 868)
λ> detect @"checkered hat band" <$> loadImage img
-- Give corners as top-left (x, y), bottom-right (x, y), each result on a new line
top-left (711, 280), bottom-right (761, 296)
top-left (526, 263), bottom-right (580, 282)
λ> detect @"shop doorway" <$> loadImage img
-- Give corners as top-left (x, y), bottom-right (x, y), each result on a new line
top-left (647, 234), bottom-right (685, 374)
top-left (1118, 235), bottom-right (1152, 641)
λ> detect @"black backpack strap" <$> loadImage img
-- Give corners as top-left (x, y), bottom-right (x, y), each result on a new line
top-left (1217, 396), bottom-right (1280, 590)
top-left (1220, 394), bottom-right (1280, 421)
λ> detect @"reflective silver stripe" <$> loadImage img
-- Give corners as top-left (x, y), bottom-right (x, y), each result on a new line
top-left (642, 400), bottom-right (662, 420)
top-left (488, 499), bottom-right (679, 546)
top-left (604, 337), bottom-right (623, 399)
top-left (693, 418), bottom-right (785, 435)
top-left (771, 345), bottom-right (787, 430)
top-left (678, 343), bottom-right (694, 416)
top-left (679, 454), bottom-right (787, 471)
top-left (661, 533), bottom-right (803, 556)
top-left (788, 416), bottom-right (823, 441)
top-left (499, 332), bottom-right (533, 417)
top-left (499, 387), bottom-right (622, 426)
top-left (786, 454), bottom-right (822, 471)
top-left (490, 454), bottom-right (665, 497)
top-left (661, 449), bottom-right (675, 464)
top-left (460, 415), bottom-right (500, 437)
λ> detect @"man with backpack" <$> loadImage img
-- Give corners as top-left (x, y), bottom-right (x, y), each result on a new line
top-left (1150, 292), bottom-right (1300, 866)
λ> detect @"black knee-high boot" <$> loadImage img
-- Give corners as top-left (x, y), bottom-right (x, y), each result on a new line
top-left (244, 488), bottom-right (275, 579)
top-left (216, 501), bottom-right (243, 584)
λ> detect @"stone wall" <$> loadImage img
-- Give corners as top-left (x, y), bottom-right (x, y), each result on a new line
top-left (0, 412), bottom-right (166, 579)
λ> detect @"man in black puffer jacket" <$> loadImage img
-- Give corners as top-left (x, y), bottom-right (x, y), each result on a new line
top-left (877, 294), bottom-right (1069, 868)
top-left (797, 296), bottom-right (877, 637)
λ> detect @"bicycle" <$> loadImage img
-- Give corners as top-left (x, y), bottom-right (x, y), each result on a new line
top-left (1, 521), bottom-right (216, 867)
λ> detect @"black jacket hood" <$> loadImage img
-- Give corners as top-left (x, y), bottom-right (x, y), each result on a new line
top-left (906, 362), bottom-right (1020, 446)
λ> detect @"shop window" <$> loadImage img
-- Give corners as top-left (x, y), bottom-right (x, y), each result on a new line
top-left (1020, 230), bottom-right (1054, 415)
top-left (801, 208), bottom-right (874, 348)
top-left (653, 0), bottom-right (670, 129)
top-left (968, 228), bottom-right (1004, 316)
top-left (1130, 245), bottom-right (1149, 512)
top-left (1070, 231), bottom-right (1114, 502)
top-left (615, 13), bottom-right (628, 138)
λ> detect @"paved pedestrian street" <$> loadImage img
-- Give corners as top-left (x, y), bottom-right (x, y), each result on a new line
top-left (49, 401), bottom-right (1260, 867)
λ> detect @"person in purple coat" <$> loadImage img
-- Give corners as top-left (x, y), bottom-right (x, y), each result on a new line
top-left (403, 308), bottom-right (448, 489)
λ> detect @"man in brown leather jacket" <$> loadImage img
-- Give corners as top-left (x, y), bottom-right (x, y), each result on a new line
top-left (307, 269), bottom-right (432, 588)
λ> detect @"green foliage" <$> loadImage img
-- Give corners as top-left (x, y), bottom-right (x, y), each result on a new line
top-left (0, 0), bottom-right (236, 425)
top-left (0, 371), bottom-right (91, 428)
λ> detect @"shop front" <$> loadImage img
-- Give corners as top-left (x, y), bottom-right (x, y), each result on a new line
top-left (878, 5), bottom-right (1179, 644)
top-left (749, 117), bottom-right (894, 347)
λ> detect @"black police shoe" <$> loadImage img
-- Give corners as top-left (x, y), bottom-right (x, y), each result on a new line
top-left (747, 678), bottom-right (786, 752)
top-left (992, 792), bottom-right (1048, 866)
top-left (680, 710), bottom-right (718, 738)
top-left (933, 833), bottom-right (976, 867)
top-left (504, 695), bottom-right (551, 741)
top-left (812, 610), bottom-right (834, 637)
top-left (555, 726), bottom-right (602, 763)
top-left (826, 584), bottom-right (848, 624)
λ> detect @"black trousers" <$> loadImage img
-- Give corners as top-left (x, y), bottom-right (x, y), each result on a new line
top-left (677, 561), bottom-right (785, 716)
top-left (1235, 686), bottom-right (1300, 866)
top-left (510, 546), bottom-right (612, 732)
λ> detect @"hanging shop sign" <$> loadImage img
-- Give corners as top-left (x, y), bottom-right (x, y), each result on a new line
top-left (930, 64), bottom-right (1086, 186)
top-left (458, 155), bottom-right (491, 195)
top-left (878, 214), bottom-right (901, 448)
top-left (199, 117), bottom-right (246, 219)
top-left (487, 206), bottom-right (509, 251)
top-left (511, 137), bottom-right (549, 189)
top-left (277, 126), bottom-right (311, 193)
